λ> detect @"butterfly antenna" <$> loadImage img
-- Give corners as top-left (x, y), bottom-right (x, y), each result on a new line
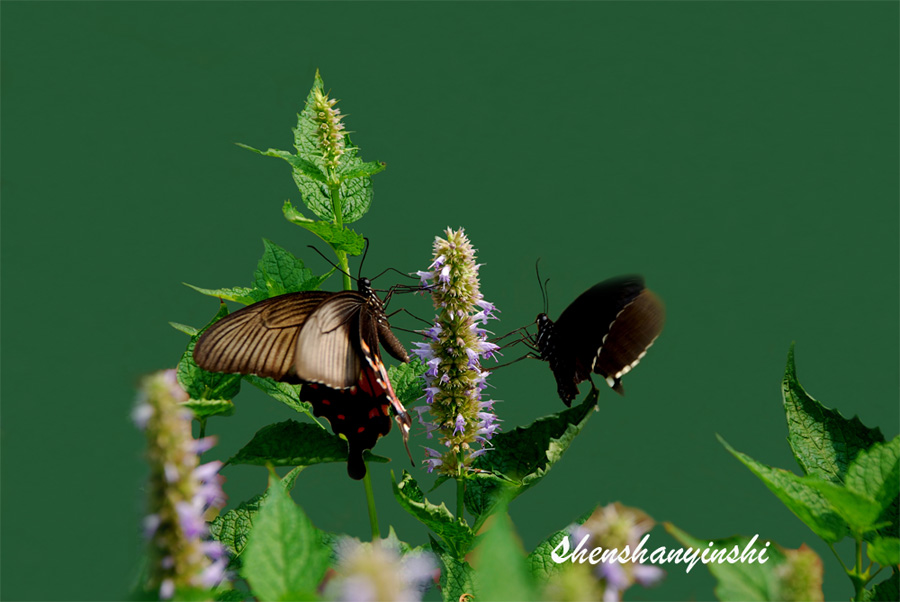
top-left (358, 238), bottom-right (370, 281)
top-left (370, 266), bottom-right (420, 282)
top-left (536, 259), bottom-right (549, 314)
top-left (307, 245), bottom-right (356, 282)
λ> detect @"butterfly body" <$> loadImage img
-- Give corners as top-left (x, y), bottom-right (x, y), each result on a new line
top-left (193, 278), bottom-right (410, 479)
top-left (535, 275), bottom-right (665, 406)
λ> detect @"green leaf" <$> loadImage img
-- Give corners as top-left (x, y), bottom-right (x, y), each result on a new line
top-left (340, 160), bottom-right (386, 180)
top-left (868, 536), bottom-right (900, 566)
top-left (331, 140), bottom-right (375, 223)
top-left (719, 435), bottom-right (848, 543)
top-left (465, 390), bottom-right (598, 525)
top-left (388, 359), bottom-right (426, 407)
top-left (238, 144), bottom-right (328, 184)
top-left (290, 171), bottom-right (334, 222)
top-left (227, 419), bottom-right (389, 467)
top-left (846, 436), bottom-right (900, 540)
top-left (214, 590), bottom-right (246, 602)
top-left (527, 509), bottom-right (593, 583)
top-left (242, 375), bottom-right (319, 423)
top-left (169, 321), bottom-right (199, 336)
top-left (782, 344), bottom-right (885, 483)
top-left (176, 304), bottom-right (242, 401)
top-left (391, 471), bottom-right (474, 558)
top-left (252, 239), bottom-right (329, 298)
top-left (209, 467), bottom-right (304, 562)
top-left (282, 201), bottom-right (365, 255)
top-left (183, 283), bottom-right (257, 305)
top-left (182, 398), bottom-right (235, 419)
top-left (241, 475), bottom-right (330, 601)
top-left (430, 536), bottom-right (477, 602)
top-left (862, 570), bottom-right (899, 602)
top-left (664, 524), bottom-right (826, 602)
top-left (803, 478), bottom-right (885, 535)
top-left (472, 512), bottom-right (539, 602)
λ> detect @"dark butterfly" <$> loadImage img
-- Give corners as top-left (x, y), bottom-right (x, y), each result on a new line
top-left (192, 278), bottom-right (411, 480)
top-left (533, 275), bottom-right (665, 406)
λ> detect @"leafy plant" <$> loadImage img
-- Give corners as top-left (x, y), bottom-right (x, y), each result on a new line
top-left (715, 345), bottom-right (898, 601)
top-left (131, 72), bottom-right (898, 602)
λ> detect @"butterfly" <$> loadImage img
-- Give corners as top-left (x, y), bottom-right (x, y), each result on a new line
top-left (192, 277), bottom-right (411, 480)
top-left (531, 275), bottom-right (665, 406)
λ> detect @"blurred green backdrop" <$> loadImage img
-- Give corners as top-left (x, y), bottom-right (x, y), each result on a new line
top-left (2, 3), bottom-right (897, 601)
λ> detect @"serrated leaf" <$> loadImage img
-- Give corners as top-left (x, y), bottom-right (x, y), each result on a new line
top-left (868, 536), bottom-right (900, 566)
top-left (209, 467), bottom-right (304, 562)
top-left (803, 478), bottom-right (884, 535)
top-left (782, 345), bottom-right (885, 483)
top-left (290, 171), bottom-right (334, 222)
top-left (238, 144), bottom-right (328, 184)
top-left (846, 436), bottom-right (900, 540)
top-left (664, 524), bottom-right (822, 602)
top-left (183, 283), bottom-right (257, 305)
top-left (391, 471), bottom-right (474, 558)
top-left (241, 476), bottom-right (330, 601)
top-left (242, 375), bottom-right (319, 423)
top-left (331, 142), bottom-right (374, 223)
top-left (177, 304), bottom-right (242, 401)
top-left (430, 536), bottom-right (476, 602)
top-left (182, 398), bottom-right (235, 419)
top-left (227, 419), bottom-right (389, 467)
top-left (169, 321), bottom-right (199, 336)
top-left (862, 570), bottom-right (899, 602)
top-left (719, 435), bottom-right (848, 543)
top-left (282, 201), bottom-right (365, 255)
top-left (252, 239), bottom-right (328, 298)
top-left (465, 390), bottom-right (598, 524)
top-left (388, 359), bottom-right (426, 407)
top-left (472, 512), bottom-right (539, 602)
top-left (527, 509), bottom-right (594, 582)
top-left (340, 160), bottom-right (386, 180)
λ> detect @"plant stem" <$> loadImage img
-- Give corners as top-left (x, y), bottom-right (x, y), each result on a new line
top-left (329, 183), bottom-right (352, 291)
top-left (363, 466), bottom-right (380, 540)
top-left (850, 537), bottom-right (867, 602)
top-left (457, 477), bottom-right (466, 520)
top-left (198, 417), bottom-right (207, 441)
top-left (330, 177), bottom-right (378, 540)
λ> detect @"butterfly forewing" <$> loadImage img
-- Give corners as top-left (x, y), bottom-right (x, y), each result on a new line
top-left (193, 292), bottom-right (330, 381)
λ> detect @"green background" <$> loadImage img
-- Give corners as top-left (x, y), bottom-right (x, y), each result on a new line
top-left (2, 3), bottom-right (897, 600)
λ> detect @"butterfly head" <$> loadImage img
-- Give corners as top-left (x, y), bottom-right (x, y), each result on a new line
top-left (357, 277), bottom-right (372, 293)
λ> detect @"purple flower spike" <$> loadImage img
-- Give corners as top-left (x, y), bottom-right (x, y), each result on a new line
top-left (411, 229), bottom-right (501, 476)
top-left (135, 370), bottom-right (233, 596)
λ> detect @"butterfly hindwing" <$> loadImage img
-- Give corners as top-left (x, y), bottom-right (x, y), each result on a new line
top-left (300, 381), bottom-right (393, 480)
top-left (294, 292), bottom-right (366, 389)
top-left (593, 288), bottom-right (665, 393)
